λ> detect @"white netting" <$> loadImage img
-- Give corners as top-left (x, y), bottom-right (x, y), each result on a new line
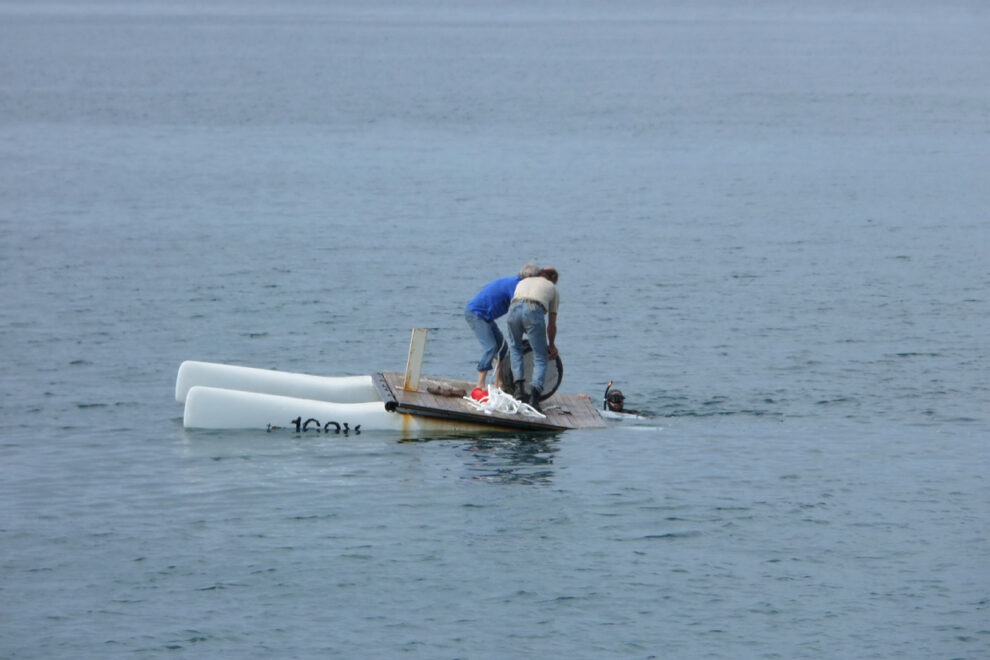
top-left (463, 385), bottom-right (546, 418)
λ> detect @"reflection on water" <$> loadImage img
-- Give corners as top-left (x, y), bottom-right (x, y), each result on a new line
top-left (397, 431), bottom-right (562, 484)
top-left (459, 433), bottom-right (562, 485)
top-left (401, 431), bottom-right (562, 485)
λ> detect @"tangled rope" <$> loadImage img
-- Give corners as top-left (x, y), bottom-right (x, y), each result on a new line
top-left (463, 385), bottom-right (545, 418)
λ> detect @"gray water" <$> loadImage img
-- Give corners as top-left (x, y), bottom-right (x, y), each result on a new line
top-left (2, 1), bottom-right (988, 658)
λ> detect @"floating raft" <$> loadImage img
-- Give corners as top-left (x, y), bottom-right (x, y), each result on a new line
top-left (177, 361), bottom-right (605, 433)
top-left (374, 372), bottom-right (606, 432)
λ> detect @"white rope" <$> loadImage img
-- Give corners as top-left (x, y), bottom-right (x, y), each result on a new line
top-left (463, 385), bottom-right (546, 418)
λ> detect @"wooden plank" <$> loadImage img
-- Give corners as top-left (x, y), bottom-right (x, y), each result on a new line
top-left (379, 372), bottom-right (606, 431)
top-left (402, 328), bottom-right (428, 391)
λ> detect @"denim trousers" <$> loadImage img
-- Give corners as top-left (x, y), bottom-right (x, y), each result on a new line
top-left (506, 301), bottom-right (548, 390)
top-left (465, 310), bottom-right (507, 372)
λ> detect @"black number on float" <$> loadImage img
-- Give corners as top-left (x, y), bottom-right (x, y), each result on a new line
top-left (285, 417), bottom-right (359, 435)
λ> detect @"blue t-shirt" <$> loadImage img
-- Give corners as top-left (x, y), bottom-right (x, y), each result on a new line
top-left (466, 276), bottom-right (521, 321)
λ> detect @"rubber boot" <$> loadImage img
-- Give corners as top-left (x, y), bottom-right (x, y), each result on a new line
top-left (513, 380), bottom-right (526, 401)
top-left (529, 386), bottom-right (543, 413)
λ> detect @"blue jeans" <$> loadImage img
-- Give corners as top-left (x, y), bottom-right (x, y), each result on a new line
top-left (465, 310), bottom-right (507, 372)
top-left (506, 300), bottom-right (548, 391)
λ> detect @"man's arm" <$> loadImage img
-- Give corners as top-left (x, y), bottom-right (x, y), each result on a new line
top-left (546, 312), bottom-right (558, 359)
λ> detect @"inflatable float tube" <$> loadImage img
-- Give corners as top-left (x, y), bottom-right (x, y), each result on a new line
top-left (183, 386), bottom-right (498, 433)
top-left (176, 360), bottom-right (379, 404)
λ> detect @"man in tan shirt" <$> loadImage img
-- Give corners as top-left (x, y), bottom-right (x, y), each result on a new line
top-left (506, 267), bottom-right (559, 411)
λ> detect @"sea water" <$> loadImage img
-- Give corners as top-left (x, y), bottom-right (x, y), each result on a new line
top-left (1, 1), bottom-right (987, 658)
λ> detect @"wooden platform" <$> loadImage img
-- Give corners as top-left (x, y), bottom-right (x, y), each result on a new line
top-left (373, 372), bottom-right (607, 432)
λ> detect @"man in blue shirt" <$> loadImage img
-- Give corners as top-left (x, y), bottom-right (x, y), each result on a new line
top-left (466, 264), bottom-right (540, 390)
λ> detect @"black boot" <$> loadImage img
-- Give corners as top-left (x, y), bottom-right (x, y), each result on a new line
top-left (529, 386), bottom-right (543, 413)
top-left (513, 380), bottom-right (526, 401)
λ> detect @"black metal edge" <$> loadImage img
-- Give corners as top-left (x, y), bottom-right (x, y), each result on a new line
top-left (372, 372), bottom-right (399, 412)
top-left (393, 403), bottom-right (568, 432)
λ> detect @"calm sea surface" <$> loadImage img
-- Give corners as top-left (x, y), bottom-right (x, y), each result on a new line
top-left (2, 1), bottom-right (988, 658)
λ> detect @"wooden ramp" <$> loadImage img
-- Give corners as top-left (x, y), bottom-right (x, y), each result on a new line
top-left (374, 372), bottom-right (606, 432)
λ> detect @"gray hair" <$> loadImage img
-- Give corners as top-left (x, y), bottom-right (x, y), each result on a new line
top-left (518, 262), bottom-right (541, 278)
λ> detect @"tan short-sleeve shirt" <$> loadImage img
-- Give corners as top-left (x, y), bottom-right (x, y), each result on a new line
top-left (512, 277), bottom-right (559, 314)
